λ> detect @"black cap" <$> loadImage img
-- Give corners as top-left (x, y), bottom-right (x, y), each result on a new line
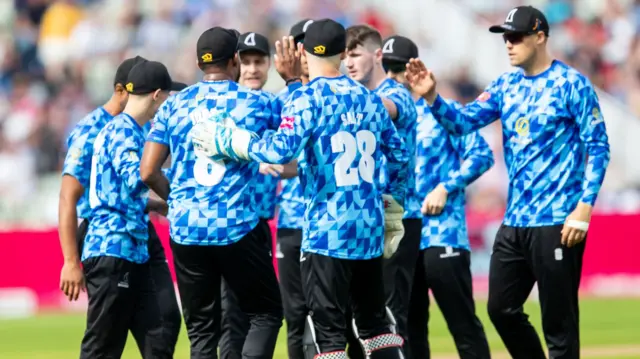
top-left (113, 55), bottom-right (147, 87)
top-left (381, 35), bottom-right (418, 63)
top-left (237, 32), bottom-right (270, 56)
top-left (125, 60), bottom-right (176, 95)
top-left (489, 6), bottom-right (549, 35)
top-left (197, 27), bottom-right (238, 65)
top-left (303, 19), bottom-right (346, 57)
top-left (290, 19), bottom-right (314, 44)
top-left (171, 81), bottom-right (188, 92)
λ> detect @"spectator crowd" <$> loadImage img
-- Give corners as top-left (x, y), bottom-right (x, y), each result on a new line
top-left (1, 0), bottom-right (640, 228)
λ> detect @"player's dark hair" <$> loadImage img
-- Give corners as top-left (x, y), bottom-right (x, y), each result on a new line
top-left (383, 60), bottom-right (406, 74)
top-left (199, 58), bottom-right (234, 73)
top-left (346, 25), bottom-right (382, 51)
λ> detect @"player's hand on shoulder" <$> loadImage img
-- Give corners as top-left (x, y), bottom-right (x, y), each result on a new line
top-left (561, 202), bottom-right (592, 248)
top-left (405, 58), bottom-right (437, 103)
top-left (60, 261), bottom-right (85, 301)
top-left (421, 183), bottom-right (448, 216)
top-left (274, 35), bottom-right (302, 83)
top-left (190, 120), bottom-right (231, 159)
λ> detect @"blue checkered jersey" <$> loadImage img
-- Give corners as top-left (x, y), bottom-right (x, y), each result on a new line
top-left (83, 114), bottom-right (149, 263)
top-left (414, 98), bottom-right (493, 250)
top-left (275, 85), bottom-right (306, 230)
top-left (430, 60), bottom-right (610, 227)
top-left (247, 75), bottom-right (410, 260)
top-left (147, 81), bottom-right (279, 245)
top-left (374, 79), bottom-right (419, 219)
top-left (254, 92), bottom-right (283, 220)
top-left (62, 107), bottom-right (113, 219)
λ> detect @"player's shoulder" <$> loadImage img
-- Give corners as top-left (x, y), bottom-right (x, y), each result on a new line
top-left (377, 78), bottom-right (410, 96)
top-left (548, 60), bottom-right (594, 91)
top-left (68, 107), bottom-right (112, 140)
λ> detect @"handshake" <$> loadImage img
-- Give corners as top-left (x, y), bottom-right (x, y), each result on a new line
top-left (190, 111), bottom-right (257, 162)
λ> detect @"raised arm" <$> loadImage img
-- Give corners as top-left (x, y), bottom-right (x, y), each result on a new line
top-left (405, 58), bottom-right (502, 135)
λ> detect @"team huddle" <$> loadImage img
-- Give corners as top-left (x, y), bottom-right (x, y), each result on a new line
top-left (58, 5), bottom-right (609, 359)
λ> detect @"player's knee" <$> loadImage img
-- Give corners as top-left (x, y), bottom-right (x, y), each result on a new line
top-left (487, 300), bottom-right (521, 326)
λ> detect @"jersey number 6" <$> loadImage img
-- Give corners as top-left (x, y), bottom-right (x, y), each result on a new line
top-left (331, 130), bottom-right (376, 187)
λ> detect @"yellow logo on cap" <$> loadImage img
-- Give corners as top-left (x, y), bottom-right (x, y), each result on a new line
top-left (126, 83), bottom-right (134, 92)
top-left (313, 45), bottom-right (326, 55)
top-left (533, 18), bottom-right (541, 31)
top-left (201, 53), bottom-right (213, 63)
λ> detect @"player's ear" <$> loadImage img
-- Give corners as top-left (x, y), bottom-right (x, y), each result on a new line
top-left (152, 89), bottom-right (161, 101)
top-left (375, 48), bottom-right (383, 62)
top-left (114, 83), bottom-right (126, 94)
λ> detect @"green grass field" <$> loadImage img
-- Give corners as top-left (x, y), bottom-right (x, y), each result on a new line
top-left (0, 298), bottom-right (638, 358)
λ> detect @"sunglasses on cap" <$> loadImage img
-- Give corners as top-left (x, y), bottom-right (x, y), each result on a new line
top-left (502, 31), bottom-right (539, 44)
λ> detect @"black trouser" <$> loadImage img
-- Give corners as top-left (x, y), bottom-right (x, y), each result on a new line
top-left (276, 228), bottom-right (307, 359)
top-left (78, 220), bottom-right (180, 358)
top-left (301, 252), bottom-right (399, 356)
top-left (80, 256), bottom-right (172, 359)
top-left (219, 219), bottom-right (272, 359)
top-left (487, 224), bottom-right (586, 359)
top-left (407, 246), bottom-right (490, 359)
top-left (171, 223), bottom-right (283, 359)
top-left (382, 218), bottom-right (422, 351)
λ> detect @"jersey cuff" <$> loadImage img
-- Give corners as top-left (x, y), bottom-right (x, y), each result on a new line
top-left (429, 94), bottom-right (446, 113)
top-left (146, 138), bottom-right (169, 146)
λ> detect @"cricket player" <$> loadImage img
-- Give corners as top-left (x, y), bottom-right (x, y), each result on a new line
top-left (190, 19), bottom-right (409, 359)
top-left (139, 27), bottom-right (283, 359)
top-left (380, 34), bottom-right (493, 359)
top-left (80, 60), bottom-right (176, 358)
top-left (405, 6), bottom-right (610, 359)
top-left (218, 30), bottom-right (282, 359)
top-left (59, 57), bottom-right (182, 357)
top-left (272, 19), bottom-right (315, 359)
top-left (345, 25), bottom-right (420, 351)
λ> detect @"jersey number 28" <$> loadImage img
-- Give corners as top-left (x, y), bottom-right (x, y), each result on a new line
top-left (331, 130), bottom-right (376, 187)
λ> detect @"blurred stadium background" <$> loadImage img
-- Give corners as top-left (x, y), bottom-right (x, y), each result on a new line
top-left (0, 0), bottom-right (639, 357)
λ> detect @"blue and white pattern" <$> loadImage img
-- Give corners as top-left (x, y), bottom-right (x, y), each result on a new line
top-left (430, 60), bottom-right (610, 227)
top-left (275, 84), bottom-right (306, 230)
top-left (247, 75), bottom-right (410, 260)
top-left (83, 114), bottom-right (150, 263)
top-left (254, 92), bottom-right (283, 220)
top-left (374, 79), bottom-right (419, 219)
top-left (62, 107), bottom-right (113, 219)
top-left (147, 81), bottom-right (279, 246)
top-left (414, 99), bottom-right (494, 250)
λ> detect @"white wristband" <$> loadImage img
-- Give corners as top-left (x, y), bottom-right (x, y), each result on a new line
top-left (566, 219), bottom-right (589, 231)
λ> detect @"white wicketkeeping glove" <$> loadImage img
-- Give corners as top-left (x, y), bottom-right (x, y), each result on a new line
top-left (382, 194), bottom-right (405, 259)
top-left (190, 120), bottom-right (256, 162)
